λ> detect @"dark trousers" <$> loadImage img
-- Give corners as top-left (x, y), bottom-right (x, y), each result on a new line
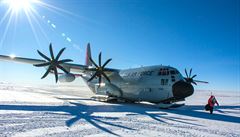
top-left (209, 106), bottom-right (213, 114)
top-left (205, 104), bottom-right (214, 114)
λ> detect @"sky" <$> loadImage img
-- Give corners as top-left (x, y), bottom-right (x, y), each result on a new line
top-left (0, 0), bottom-right (239, 91)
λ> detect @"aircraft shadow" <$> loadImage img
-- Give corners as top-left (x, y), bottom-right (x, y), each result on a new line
top-left (160, 105), bottom-right (240, 124)
top-left (0, 101), bottom-right (239, 136)
top-left (0, 102), bottom-right (134, 136)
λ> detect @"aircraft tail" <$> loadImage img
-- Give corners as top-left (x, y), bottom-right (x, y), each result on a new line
top-left (85, 43), bottom-right (92, 66)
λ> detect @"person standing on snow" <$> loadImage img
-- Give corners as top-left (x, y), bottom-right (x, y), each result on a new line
top-left (205, 95), bottom-right (219, 114)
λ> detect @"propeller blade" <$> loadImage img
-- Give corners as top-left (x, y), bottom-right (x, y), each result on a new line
top-left (87, 52), bottom-right (112, 84)
top-left (192, 81), bottom-right (197, 85)
top-left (88, 72), bottom-right (97, 82)
top-left (58, 59), bottom-right (73, 64)
top-left (53, 67), bottom-right (58, 83)
top-left (102, 72), bottom-right (111, 83)
top-left (49, 43), bottom-right (55, 60)
top-left (89, 57), bottom-right (98, 68)
top-left (102, 58), bottom-right (112, 68)
top-left (189, 68), bottom-right (192, 78)
top-left (55, 47), bottom-right (66, 61)
top-left (183, 68), bottom-right (208, 85)
top-left (57, 65), bottom-right (69, 74)
top-left (194, 80), bottom-right (209, 84)
top-left (98, 75), bottom-right (102, 87)
top-left (99, 52), bottom-right (102, 67)
top-left (35, 43), bottom-right (74, 83)
top-left (192, 74), bottom-right (197, 79)
top-left (37, 50), bottom-right (51, 61)
top-left (34, 62), bottom-right (51, 67)
top-left (41, 67), bottom-right (52, 79)
top-left (185, 69), bottom-right (189, 78)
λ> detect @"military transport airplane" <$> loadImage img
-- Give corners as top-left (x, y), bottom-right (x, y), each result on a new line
top-left (0, 43), bottom-right (208, 108)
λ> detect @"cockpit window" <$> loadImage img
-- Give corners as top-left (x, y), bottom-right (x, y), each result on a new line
top-left (170, 70), bottom-right (176, 75)
top-left (167, 70), bottom-right (169, 75)
top-left (170, 70), bottom-right (180, 75)
top-left (158, 68), bottom-right (169, 76)
top-left (158, 68), bottom-right (179, 76)
top-left (176, 70), bottom-right (180, 74)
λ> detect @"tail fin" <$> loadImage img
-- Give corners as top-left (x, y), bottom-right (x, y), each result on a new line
top-left (85, 43), bottom-right (92, 66)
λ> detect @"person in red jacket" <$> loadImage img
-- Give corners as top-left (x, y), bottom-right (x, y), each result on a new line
top-left (206, 95), bottom-right (219, 114)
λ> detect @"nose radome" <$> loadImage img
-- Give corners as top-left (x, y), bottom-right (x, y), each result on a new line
top-left (172, 81), bottom-right (194, 100)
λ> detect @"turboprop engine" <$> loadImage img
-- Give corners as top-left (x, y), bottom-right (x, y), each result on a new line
top-left (59, 73), bottom-right (75, 82)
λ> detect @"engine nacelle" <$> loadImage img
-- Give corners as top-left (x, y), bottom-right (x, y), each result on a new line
top-left (59, 73), bottom-right (75, 82)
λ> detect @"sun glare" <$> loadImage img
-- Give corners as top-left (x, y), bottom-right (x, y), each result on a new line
top-left (9, 54), bottom-right (16, 59)
top-left (0, 0), bottom-right (79, 50)
top-left (3, 0), bottom-right (39, 13)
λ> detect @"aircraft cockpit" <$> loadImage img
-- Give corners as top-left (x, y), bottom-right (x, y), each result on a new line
top-left (158, 68), bottom-right (179, 76)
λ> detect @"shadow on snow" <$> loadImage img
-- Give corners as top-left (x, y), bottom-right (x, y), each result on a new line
top-left (0, 100), bottom-right (239, 136)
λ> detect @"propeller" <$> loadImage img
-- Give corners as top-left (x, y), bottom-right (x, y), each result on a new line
top-left (184, 68), bottom-right (208, 85)
top-left (34, 43), bottom-right (73, 83)
top-left (87, 52), bottom-right (112, 87)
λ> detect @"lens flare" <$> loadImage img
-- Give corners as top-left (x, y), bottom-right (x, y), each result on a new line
top-left (2, 0), bottom-right (40, 13)
top-left (0, 0), bottom-right (82, 51)
top-left (9, 54), bottom-right (16, 59)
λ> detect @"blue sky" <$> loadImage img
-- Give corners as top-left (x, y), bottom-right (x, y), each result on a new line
top-left (0, 0), bottom-right (239, 91)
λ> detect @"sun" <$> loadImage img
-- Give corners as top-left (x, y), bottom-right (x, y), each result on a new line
top-left (2, 0), bottom-right (39, 13)
top-left (0, 0), bottom-right (78, 50)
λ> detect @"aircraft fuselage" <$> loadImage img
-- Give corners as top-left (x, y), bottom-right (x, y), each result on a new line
top-left (82, 65), bottom-right (194, 103)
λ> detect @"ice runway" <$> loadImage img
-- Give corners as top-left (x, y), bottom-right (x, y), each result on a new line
top-left (0, 82), bottom-right (239, 137)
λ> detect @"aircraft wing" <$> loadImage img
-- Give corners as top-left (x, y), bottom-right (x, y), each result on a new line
top-left (0, 55), bottom-right (118, 74)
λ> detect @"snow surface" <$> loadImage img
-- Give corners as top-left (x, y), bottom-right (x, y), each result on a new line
top-left (0, 82), bottom-right (239, 137)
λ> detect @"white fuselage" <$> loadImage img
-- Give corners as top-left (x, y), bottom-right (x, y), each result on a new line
top-left (82, 65), bottom-right (188, 103)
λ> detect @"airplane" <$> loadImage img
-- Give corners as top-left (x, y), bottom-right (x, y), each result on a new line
top-left (0, 43), bottom-right (208, 108)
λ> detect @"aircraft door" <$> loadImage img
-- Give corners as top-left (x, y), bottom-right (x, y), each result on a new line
top-left (138, 88), bottom-right (160, 102)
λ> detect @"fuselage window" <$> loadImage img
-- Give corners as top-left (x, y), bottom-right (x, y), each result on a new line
top-left (166, 79), bottom-right (169, 85)
top-left (161, 79), bottom-right (169, 85)
top-left (170, 70), bottom-right (176, 75)
top-left (161, 79), bottom-right (164, 85)
top-left (171, 75), bottom-right (176, 82)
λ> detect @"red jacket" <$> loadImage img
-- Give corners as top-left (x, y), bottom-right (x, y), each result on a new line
top-left (208, 95), bottom-right (219, 107)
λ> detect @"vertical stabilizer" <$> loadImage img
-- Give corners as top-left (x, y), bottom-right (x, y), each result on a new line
top-left (85, 43), bottom-right (92, 66)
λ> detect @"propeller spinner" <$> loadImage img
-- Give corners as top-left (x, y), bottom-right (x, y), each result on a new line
top-left (34, 43), bottom-right (73, 83)
top-left (184, 68), bottom-right (208, 85)
top-left (87, 52), bottom-right (112, 87)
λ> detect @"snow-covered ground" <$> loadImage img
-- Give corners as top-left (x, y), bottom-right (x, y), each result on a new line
top-left (0, 82), bottom-right (239, 137)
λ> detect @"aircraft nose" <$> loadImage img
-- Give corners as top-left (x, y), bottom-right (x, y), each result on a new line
top-left (172, 81), bottom-right (194, 99)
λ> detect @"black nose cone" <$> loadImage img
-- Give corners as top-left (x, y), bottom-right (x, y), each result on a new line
top-left (172, 81), bottom-right (194, 100)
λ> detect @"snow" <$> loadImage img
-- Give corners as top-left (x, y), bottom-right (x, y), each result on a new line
top-left (0, 83), bottom-right (239, 137)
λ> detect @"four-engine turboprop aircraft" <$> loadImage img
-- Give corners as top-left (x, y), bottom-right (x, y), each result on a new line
top-left (0, 43), bottom-right (208, 108)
